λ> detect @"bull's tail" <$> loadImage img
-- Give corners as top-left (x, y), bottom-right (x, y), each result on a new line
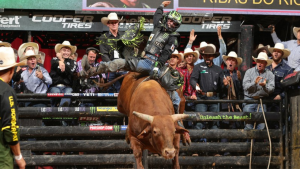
top-left (93, 74), bottom-right (126, 91)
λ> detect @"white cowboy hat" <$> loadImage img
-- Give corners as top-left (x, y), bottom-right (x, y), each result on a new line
top-left (195, 41), bottom-right (208, 52)
top-left (183, 48), bottom-right (199, 63)
top-left (0, 41), bottom-right (11, 47)
top-left (13, 49), bottom-right (18, 61)
top-left (0, 47), bottom-right (26, 71)
top-left (54, 41), bottom-right (77, 55)
top-left (222, 51), bottom-right (243, 67)
top-left (170, 49), bottom-right (183, 63)
top-left (38, 51), bottom-right (45, 64)
top-left (200, 44), bottom-right (220, 57)
top-left (253, 44), bottom-right (270, 58)
top-left (293, 27), bottom-right (300, 38)
top-left (20, 49), bottom-right (41, 62)
top-left (101, 12), bottom-right (123, 25)
top-left (252, 52), bottom-right (273, 66)
top-left (268, 43), bottom-right (291, 59)
top-left (18, 42), bottom-right (39, 59)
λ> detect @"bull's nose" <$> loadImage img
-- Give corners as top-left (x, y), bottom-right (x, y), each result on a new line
top-left (164, 149), bottom-right (175, 158)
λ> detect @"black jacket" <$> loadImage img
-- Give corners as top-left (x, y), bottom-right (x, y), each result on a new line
top-left (49, 57), bottom-right (77, 87)
top-left (99, 31), bottom-right (124, 62)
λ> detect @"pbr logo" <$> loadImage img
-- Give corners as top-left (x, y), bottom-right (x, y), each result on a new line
top-left (90, 107), bottom-right (96, 114)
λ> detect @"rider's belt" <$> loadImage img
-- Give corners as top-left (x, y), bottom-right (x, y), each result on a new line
top-left (200, 92), bottom-right (217, 97)
top-left (143, 55), bottom-right (157, 62)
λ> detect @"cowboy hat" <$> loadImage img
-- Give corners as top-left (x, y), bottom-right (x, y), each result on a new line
top-left (0, 41), bottom-right (11, 47)
top-left (222, 51), bottom-right (243, 67)
top-left (183, 48), bottom-right (199, 63)
top-left (252, 52), bottom-right (273, 66)
top-left (195, 41), bottom-right (207, 52)
top-left (170, 49), bottom-right (183, 63)
top-left (269, 43), bottom-right (291, 59)
top-left (101, 12), bottom-right (123, 25)
top-left (54, 41), bottom-right (77, 55)
top-left (253, 44), bottom-right (270, 58)
top-left (20, 49), bottom-right (41, 62)
top-left (18, 42), bottom-right (39, 59)
top-left (0, 47), bottom-right (26, 71)
top-left (38, 51), bottom-right (45, 64)
top-left (200, 44), bottom-right (220, 57)
top-left (293, 27), bottom-right (300, 38)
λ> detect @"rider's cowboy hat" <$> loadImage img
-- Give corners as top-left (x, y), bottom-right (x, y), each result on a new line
top-left (0, 47), bottom-right (26, 71)
top-left (54, 41), bottom-right (77, 55)
top-left (252, 52), bottom-right (273, 66)
top-left (20, 49), bottom-right (41, 62)
top-left (268, 43), bottom-right (291, 59)
top-left (18, 42), bottom-right (39, 59)
top-left (195, 41), bottom-right (208, 52)
top-left (253, 44), bottom-right (270, 58)
top-left (101, 12), bottom-right (123, 25)
top-left (170, 49), bottom-right (184, 63)
top-left (222, 51), bottom-right (243, 67)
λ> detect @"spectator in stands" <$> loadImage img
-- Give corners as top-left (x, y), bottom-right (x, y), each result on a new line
top-left (13, 42), bottom-right (39, 93)
top-left (190, 44), bottom-right (224, 130)
top-left (70, 52), bottom-right (78, 61)
top-left (168, 49), bottom-right (183, 70)
top-left (49, 41), bottom-right (77, 107)
top-left (14, 50), bottom-right (52, 106)
top-left (0, 41), bottom-right (11, 47)
top-left (0, 47), bottom-right (26, 169)
top-left (253, 44), bottom-right (270, 58)
top-left (100, 12), bottom-right (127, 92)
top-left (186, 26), bottom-right (226, 66)
top-left (266, 43), bottom-right (293, 128)
top-left (220, 51), bottom-right (243, 155)
top-left (243, 52), bottom-right (274, 130)
top-left (76, 47), bottom-right (101, 106)
top-left (268, 25), bottom-right (300, 71)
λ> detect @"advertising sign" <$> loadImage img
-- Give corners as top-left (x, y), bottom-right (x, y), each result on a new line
top-left (83, 0), bottom-right (300, 16)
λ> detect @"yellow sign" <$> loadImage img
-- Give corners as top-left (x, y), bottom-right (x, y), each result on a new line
top-left (97, 107), bottom-right (118, 112)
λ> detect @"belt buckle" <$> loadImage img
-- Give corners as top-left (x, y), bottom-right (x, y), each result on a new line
top-left (206, 92), bottom-right (214, 97)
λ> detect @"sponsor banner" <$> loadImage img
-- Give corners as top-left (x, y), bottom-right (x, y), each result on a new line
top-left (97, 107), bottom-right (118, 112)
top-left (113, 16), bottom-right (241, 33)
top-left (90, 125), bottom-right (113, 131)
top-left (121, 125), bottom-right (127, 131)
top-left (47, 93), bottom-right (64, 97)
top-left (83, 0), bottom-right (300, 16)
top-left (90, 107), bottom-right (96, 114)
top-left (79, 117), bottom-right (100, 121)
top-left (75, 107), bottom-right (86, 112)
top-left (64, 93), bottom-right (80, 97)
top-left (113, 125), bottom-right (120, 132)
top-left (0, 15), bottom-right (103, 32)
top-left (41, 107), bottom-right (52, 112)
top-left (97, 93), bottom-right (115, 97)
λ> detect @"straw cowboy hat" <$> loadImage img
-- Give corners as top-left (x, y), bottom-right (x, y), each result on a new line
top-left (268, 43), bottom-right (291, 59)
top-left (170, 49), bottom-right (183, 63)
top-left (222, 51), bottom-right (243, 67)
top-left (0, 41), bottom-right (11, 47)
top-left (293, 27), bottom-right (300, 38)
top-left (0, 47), bottom-right (26, 71)
top-left (18, 42), bottom-right (39, 59)
top-left (54, 41), bottom-right (77, 55)
top-left (183, 48), bottom-right (199, 63)
top-left (253, 44), bottom-right (270, 58)
top-left (38, 51), bottom-right (45, 64)
top-left (101, 12), bottom-right (123, 25)
top-left (252, 52), bottom-right (273, 66)
top-left (200, 44), bottom-right (220, 57)
top-left (195, 41), bottom-right (208, 52)
top-left (20, 49), bottom-right (41, 62)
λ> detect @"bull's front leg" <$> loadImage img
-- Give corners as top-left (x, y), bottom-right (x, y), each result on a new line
top-left (130, 137), bottom-right (144, 169)
top-left (172, 134), bottom-right (181, 169)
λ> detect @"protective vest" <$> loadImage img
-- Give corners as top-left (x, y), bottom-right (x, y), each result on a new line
top-left (144, 27), bottom-right (179, 57)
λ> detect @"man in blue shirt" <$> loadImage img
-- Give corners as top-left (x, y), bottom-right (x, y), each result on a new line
top-left (269, 25), bottom-right (300, 71)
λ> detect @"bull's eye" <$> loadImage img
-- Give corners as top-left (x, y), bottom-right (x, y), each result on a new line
top-left (153, 130), bottom-right (157, 134)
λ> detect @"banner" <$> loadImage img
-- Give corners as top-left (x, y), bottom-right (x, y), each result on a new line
top-left (82, 0), bottom-right (300, 16)
top-left (0, 14), bottom-right (103, 32)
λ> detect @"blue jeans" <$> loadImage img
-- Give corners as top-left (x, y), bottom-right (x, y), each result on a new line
top-left (195, 95), bottom-right (219, 129)
top-left (49, 86), bottom-right (73, 107)
top-left (106, 71), bottom-right (128, 93)
top-left (243, 99), bottom-right (266, 130)
top-left (171, 90), bottom-right (180, 107)
top-left (136, 54), bottom-right (159, 75)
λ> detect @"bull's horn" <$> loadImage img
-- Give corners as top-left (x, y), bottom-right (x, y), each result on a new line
top-left (133, 111), bottom-right (154, 124)
top-left (171, 114), bottom-right (190, 122)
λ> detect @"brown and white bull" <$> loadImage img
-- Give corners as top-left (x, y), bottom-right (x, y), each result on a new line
top-left (117, 72), bottom-right (189, 169)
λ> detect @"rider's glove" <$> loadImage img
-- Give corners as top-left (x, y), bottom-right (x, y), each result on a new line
top-left (150, 61), bottom-right (162, 80)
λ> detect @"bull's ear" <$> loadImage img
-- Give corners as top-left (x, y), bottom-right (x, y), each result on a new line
top-left (175, 125), bottom-right (189, 134)
top-left (137, 125), bottom-right (151, 140)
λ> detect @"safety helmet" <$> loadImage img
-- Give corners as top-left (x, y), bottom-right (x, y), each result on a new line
top-left (163, 11), bottom-right (182, 32)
